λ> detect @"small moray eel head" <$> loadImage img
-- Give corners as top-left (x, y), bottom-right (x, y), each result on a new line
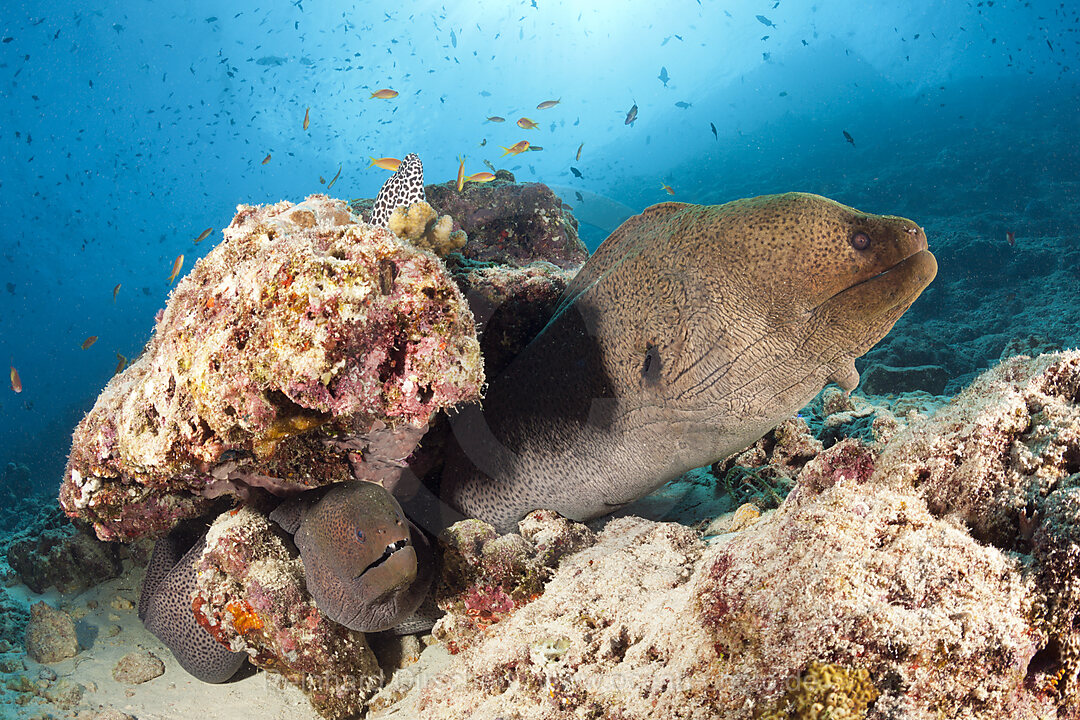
top-left (293, 481), bottom-right (420, 632)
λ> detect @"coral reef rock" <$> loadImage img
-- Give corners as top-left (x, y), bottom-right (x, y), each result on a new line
top-left (453, 261), bottom-right (574, 378)
top-left (111, 650), bottom-right (165, 684)
top-left (61, 194), bottom-right (483, 541)
top-left (413, 352), bottom-right (1080, 719)
top-left (6, 505), bottom-right (124, 593)
top-left (424, 176), bottom-right (588, 269)
top-left (193, 506), bottom-right (383, 719)
top-left (24, 601), bottom-right (79, 664)
top-left (433, 510), bottom-right (596, 654)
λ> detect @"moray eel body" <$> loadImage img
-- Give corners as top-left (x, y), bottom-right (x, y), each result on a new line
top-left (139, 532), bottom-right (247, 683)
top-left (369, 153), bottom-right (425, 227)
top-left (271, 481), bottom-right (434, 633)
top-left (442, 192), bottom-right (937, 532)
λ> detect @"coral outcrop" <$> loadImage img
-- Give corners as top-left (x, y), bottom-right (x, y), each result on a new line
top-left (386, 201), bottom-right (466, 257)
top-left (192, 506), bottom-right (383, 719)
top-left (424, 175), bottom-right (587, 270)
top-left (60, 195), bottom-right (483, 541)
top-left (434, 510), bottom-right (596, 653)
top-left (409, 352), bottom-right (1080, 719)
top-left (5, 505), bottom-right (125, 593)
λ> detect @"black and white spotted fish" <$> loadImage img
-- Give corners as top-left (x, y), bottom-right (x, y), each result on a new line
top-left (369, 152), bottom-right (426, 227)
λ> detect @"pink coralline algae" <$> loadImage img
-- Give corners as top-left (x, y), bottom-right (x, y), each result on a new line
top-left (192, 506), bottom-right (383, 719)
top-left (60, 195), bottom-right (483, 541)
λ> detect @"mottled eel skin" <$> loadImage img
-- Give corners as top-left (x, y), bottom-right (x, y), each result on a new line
top-left (139, 532), bottom-right (247, 683)
top-left (442, 193), bottom-right (937, 532)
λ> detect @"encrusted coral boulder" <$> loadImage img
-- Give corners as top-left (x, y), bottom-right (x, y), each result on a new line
top-left (410, 355), bottom-right (1080, 718)
top-left (193, 506), bottom-right (382, 719)
top-left (6, 506), bottom-right (124, 593)
top-left (433, 511), bottom-right (595, 653)
top-left (61, 195), bottom-right (483, 541)
top-left (876, 349), bottom-right (1080, 706)
top-left (425, 177), bottom-right (587, 269)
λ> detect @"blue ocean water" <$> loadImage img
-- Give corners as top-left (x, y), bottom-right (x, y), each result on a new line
top-left (0, 2), bottom-right (1076, 514)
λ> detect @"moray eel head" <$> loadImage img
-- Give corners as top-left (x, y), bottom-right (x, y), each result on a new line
top-left (293, 481), bottom-right (419, 631)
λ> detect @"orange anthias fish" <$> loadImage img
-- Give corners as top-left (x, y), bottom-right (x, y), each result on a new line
top-left (112, 283), bottom-right (121, 302)
top-left (10, 365), bottom-right (21, 394)
top-left (661, 182), bottom-right (675, 195)
top-left (261, 153), bottom-right (272, 165)
top-left (303, 106), bottom-right (310, 131)
top-left (193, 227), bottom-right (212, 244)
top-left (576, 142), bottom-right (583, 161)
top-left (517, 117), bottom-right (539, 130)
top-left (370, 88), bottom-right (398, 99)
top-left (466, 172), bottom-right (496, 183)
top-left (456, 156), bottom-right (466, 192)
top-left (536, 99), bottom-right (560, 110)
top-left (369, 157), bottom-right (401, 171)
top-left (168, 254), bottom-right (184, 284)
top-left (486, 116), bottom-right (505, 123)
top-left (81, 336), bottom-right (98, 350)
top-left (500, 140), bottom-right (530, 157)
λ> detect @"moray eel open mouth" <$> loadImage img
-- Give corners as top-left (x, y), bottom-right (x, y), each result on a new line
top-left (357, 538), bottom-right (411, 579)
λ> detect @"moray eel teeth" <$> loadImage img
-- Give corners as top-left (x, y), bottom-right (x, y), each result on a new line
top-left (358, 538), bottom-right (411, 579)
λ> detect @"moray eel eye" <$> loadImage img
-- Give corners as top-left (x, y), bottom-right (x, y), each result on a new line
top-left (355, 529), bottom-right (365, 543)
top-left (850, 231), bottom-right (871, 250)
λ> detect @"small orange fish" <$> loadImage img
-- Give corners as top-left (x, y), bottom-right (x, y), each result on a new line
top-left (576, 143), bottom-right (583, 161)
top-left (517, 117), bottom-right (539, 130)
top-left (326, 164), bottom-right (342, 189)
top-left (456, 155), bottom-right (466, 192)
top-left (536, 99), bottom-right (560, 110)
top-left (1006, 231), bottom-right (1016, 247)
top-left (369, 156), bottom-right (401, 171)
top-left (486, 116), bottom-right (505, 122)
top-left (10, 365), bottom-right (21, 394)
top-left (500, 140), bottom-right (530, 157)
top-left (114, 353), bottom-right (127, 375)
top-left (465, 172), bottom-right (496, 183)
top-left (168, 254), bottom-right (184, 284)
top-left (661, 182), bottom-right (675, 196)
top-left (261, 153), bottom-right (271, 165)
top-left (303, 106), bottom-right (310, 131)
top-left (81, 336), bottom-right (98, 350)
top-left (370, 88), bottom-right (398, 99)
top-left (193, 227), bottom-right (212, 244)
top-left (112, 283), bottom-right (121, 302)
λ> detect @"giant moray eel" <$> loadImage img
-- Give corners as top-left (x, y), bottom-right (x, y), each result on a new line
top-left (441, 192), bottom-right (937, 532)
top-left (270, 481), bottom-right (434, 633)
